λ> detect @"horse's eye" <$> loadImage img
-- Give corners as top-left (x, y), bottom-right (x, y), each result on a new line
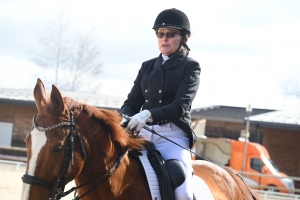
top-left (52, 147), bottom-right (63, 153)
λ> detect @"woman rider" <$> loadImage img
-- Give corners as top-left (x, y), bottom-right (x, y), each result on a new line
top-left (120, 8), bottom-right (201, 200)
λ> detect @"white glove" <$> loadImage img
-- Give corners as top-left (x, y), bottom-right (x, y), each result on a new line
top-left (127, 110), bottom-right (152, 133)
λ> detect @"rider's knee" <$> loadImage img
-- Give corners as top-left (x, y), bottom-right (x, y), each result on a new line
top-left (174, 189), bottom-right (193, 200)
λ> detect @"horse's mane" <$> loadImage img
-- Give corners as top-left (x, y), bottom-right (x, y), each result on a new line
top-left (63, 96), bottom-right (144, 151)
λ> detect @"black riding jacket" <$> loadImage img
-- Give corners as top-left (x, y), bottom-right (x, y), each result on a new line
top-left (121, 52), bottom-right (201, 148)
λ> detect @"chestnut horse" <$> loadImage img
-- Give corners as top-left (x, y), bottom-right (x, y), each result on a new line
top-left (20, 79), bottom-right (259, 200)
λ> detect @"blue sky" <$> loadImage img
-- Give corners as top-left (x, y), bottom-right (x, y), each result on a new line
top-left (0, 0), bottom-right (300, 110)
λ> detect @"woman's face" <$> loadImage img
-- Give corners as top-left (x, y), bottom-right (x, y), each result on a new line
top-left (157, 27), bottom-right (182, 56)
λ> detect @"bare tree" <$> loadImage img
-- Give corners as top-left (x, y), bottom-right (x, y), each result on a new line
top-left (35, 12), bottom-right (70, 86)
top-left (35, 13), bottom-right (102, 92)
top-left (68, 30), bottom-right (102, 92)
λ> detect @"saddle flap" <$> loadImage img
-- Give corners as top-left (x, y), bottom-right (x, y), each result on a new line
top-left (143, 141), bottom-right (174, 200)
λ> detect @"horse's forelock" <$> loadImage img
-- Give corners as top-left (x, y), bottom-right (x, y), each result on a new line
top-left (35, 95), bottom-right (64, 121)
top-left (45, 96), bottom-right (81, 118)
top-left (63, 97), bottom-right (82, 113)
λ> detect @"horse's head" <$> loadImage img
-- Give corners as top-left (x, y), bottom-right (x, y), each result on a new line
top-left (21, 78), bottom-right (145, 200)
top-left (21, 78), bottom-right (86, 200)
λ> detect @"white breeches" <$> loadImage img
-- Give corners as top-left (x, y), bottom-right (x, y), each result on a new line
top-left (139, 122), bottom-right (193, 200)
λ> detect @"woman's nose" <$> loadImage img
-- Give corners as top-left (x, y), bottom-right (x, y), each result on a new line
top-left (162, 35), bottom-right (169, 40)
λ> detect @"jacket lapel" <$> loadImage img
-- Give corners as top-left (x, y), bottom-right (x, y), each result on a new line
top-left (163, 52), bottom-right (187, 71)
top-left (154, 55), bottom-right (163, 74)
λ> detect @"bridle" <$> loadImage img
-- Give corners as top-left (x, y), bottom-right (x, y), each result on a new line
top-left (22, 109), bottom-right (86, 199)
top-left (22, 109), bottom-right (128, 200)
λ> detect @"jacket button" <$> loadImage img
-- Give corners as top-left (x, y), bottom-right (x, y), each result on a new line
top-left (145, 90), bottom-right (148, 93)
top-left (159, 90), bottom-right (162, 93)
top-left (165, 120), bottom-right (167, 122)
top-left (145, 100), bottom-right (148, 102)
top-left (159, 100), bottom-right (162, 103)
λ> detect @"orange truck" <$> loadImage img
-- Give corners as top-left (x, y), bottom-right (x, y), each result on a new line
top-left (193, 136), bottom-right (294, 193)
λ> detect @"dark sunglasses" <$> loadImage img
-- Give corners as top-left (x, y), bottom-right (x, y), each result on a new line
top-left (156, 32), bottom-right (181, 38)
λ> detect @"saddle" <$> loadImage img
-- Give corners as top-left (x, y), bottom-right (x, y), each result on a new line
top-left (142, 141), bottom-right (186, 200)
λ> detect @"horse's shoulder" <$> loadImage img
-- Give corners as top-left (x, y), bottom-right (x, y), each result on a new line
top-left (192, 160), bottom-right (219, 169)
top-left (192, 160), bottom-right (233, 177)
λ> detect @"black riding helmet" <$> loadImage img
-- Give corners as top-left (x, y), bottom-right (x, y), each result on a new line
top-left (153, 8), bottom-right (191, 36)
top-left (153, 8), bottom-right (191, 55)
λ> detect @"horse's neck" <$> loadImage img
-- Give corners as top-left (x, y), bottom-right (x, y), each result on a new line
top-left (104, 154), bottom-right (151, 199)
top-left (76, 148), bottom-right (148, 198)
top-left (74, 132), bottom-right (122, 197)
top-left (73, 112), bottom-right (151, 199)
top-left (75, 133), bottom-right (149, 198)
top-left (82, 131), bottom-right (121, 170)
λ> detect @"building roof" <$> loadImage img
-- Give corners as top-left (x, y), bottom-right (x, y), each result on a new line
top-left (6, 88), bottom-right (299, 130)
top-left (0, 89), bottom-right (126, 110)
top-left (248, 110), bottom-right (300, 130)
top-left (0, 89), bottom-right (216, 112)
top-left (191, 105), bottom-right (275, 123)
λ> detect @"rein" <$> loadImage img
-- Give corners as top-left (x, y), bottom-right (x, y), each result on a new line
top-left (22, 109), bottom-right (128, 200)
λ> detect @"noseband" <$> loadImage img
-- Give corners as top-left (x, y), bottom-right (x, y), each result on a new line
top-left (22, 109), bottom-right (128, 200)
top-left (22, 109), bottom-right (86, 199)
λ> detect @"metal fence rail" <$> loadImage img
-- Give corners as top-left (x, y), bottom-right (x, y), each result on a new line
top-left (238, 171), bottom-right (300, 194)
top-left (0, 159), bottom-right (26, 170)
top-left (0, 145), bottom-right (27, 162)
top-left (0, 145), bottom-right (27, 152)
top-left (255, 190), bottom-right (300, 200)
top-left (2, 145), bottom-right (300, 199)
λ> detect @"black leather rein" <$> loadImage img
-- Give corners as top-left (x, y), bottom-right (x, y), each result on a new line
top-left (21, 109), bottom-right (128, 200)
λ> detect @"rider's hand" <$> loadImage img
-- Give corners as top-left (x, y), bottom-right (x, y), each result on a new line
top-left (127, 110), bottom-right (152, 133)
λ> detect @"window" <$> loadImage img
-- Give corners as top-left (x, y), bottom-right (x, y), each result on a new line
top-left (250, 158), bottom-right (264, 173)
top-left (0, 122), bottom-right (13, 146)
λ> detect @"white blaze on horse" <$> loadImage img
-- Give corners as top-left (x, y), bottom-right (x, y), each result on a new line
top-left (20, 78), bottom-right (260, 200)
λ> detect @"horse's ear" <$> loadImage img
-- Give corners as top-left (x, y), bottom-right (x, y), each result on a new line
top-left (50, 84), bottom-right (65, 114)
top-left (33, 78), bottom-right (47, 112)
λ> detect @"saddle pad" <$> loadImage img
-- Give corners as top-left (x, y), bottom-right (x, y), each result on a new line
top-left (139, 149), bottom-right (162, 200)
top-left (139, 149), bottom-right (214, 200)
top-left (192, 175), bottom-right (215, 199)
